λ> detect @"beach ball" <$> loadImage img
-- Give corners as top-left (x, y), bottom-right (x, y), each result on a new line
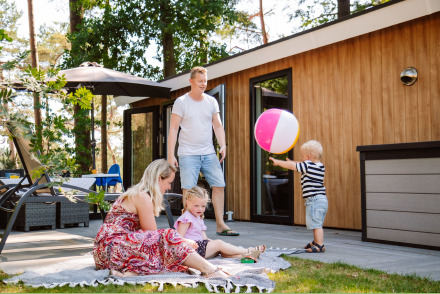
top-left (254, 108), bottom-right (300, 154)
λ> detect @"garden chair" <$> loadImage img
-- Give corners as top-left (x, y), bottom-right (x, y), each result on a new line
top-left (0, 123), bottom-right (182, 254)
top-left (0, 123), bottom-right (119, 254)
top-left (95, 163), bottom-right (124, 192)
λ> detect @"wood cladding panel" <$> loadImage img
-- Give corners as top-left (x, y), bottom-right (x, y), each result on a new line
top-left (134, 13), bottom-right (439, 230)
top-left (366, 227), bottom-right (440, 248)
top-left (366, 193), bottom-right (440, 214)
top-left (218, 13), bottom-right (438, 229)
top-left (365, 158), bottom-right (440, 174)
top-left (366, 174), bottom-right (440, 194)
top-left (366, 210), bottom-right (440, 234)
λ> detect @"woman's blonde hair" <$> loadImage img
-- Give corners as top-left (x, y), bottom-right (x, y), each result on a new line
top-left (182, 186), bottom-right (211, 219)
top-left (119, 159), bottom-right (176, 217)
top-left (301, 140), bottom-right (323, 160)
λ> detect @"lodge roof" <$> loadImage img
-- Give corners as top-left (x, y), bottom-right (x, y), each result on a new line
top-left (159, 0), bottom-right (439, 92)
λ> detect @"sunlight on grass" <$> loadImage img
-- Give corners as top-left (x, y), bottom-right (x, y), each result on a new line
top-left (1, 255), bottom-right (439, 293)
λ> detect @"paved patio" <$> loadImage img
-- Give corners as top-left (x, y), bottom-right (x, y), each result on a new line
top-left (1, 215), bottom-right (439, 281)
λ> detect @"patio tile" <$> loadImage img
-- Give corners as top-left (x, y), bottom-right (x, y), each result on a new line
top-left (1, 215), bottom-right (439, 281)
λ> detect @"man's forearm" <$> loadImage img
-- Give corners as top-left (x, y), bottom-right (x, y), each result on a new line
top-left (167, 128), bottom-right (178, 159)
top-left (214, 126), bottom-right (226, 148)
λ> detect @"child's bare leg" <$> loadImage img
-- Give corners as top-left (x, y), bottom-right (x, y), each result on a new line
top-left (205, 240), bottom-right (265, 259)
top-left (205, 240), bottom-right (242, 258)
top-left (313, 228), bottom-right (324, 245)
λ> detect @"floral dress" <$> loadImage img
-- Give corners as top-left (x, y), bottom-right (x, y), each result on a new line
top-left (93, 197), bottom-right (194, 275)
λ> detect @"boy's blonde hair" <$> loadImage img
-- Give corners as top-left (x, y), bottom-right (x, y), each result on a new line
top-left (190, 66), bottom-right (207, 79)
top-left (182, 185), bottom-right (211, 219)
top-left (119, 159), bottom-right (176, 217)
top-left (301, 140), bottom-right (323, 160)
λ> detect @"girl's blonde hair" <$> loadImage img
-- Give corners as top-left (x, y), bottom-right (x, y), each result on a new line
top-left (301, 140), bottom-right (323, 160)
top-left (119, 159), bottom-right (176, 217)
top-left (182, 186), bottom-right (211, 219)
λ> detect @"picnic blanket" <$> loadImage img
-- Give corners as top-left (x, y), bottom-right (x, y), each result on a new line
top-left (5, 248), bottom-right (306, 293)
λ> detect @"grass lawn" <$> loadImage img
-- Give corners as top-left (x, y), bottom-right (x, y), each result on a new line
top-left (1, 256), bottom-right (439, 293)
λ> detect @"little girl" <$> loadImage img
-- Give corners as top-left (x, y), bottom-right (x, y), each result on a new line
top-left (174, 186), bottom-right (266, 261)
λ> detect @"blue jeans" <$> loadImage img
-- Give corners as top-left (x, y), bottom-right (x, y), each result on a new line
top-left (305, 195), bottom-right (328, 229)
top-left (178, 154), bottom-right (225, 189)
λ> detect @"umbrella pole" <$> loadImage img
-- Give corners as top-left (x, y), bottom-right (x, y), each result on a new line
top-left (91, 97), bottom-right (96, 170)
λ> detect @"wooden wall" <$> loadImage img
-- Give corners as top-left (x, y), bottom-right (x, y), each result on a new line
top-left (133, 12), bottom-right (440, 229)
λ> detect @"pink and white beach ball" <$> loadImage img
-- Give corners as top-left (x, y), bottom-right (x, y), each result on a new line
top-left (254, 108), bottom-right (300, 154)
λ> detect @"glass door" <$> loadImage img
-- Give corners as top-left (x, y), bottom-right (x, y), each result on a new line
top-left (250, 69), bottom-right (294, 224)
top-left (123, 106), bottom-right (159, 189)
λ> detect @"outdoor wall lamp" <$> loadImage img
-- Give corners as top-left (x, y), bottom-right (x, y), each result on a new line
top-left (400, 67), bottom-right (418, 86)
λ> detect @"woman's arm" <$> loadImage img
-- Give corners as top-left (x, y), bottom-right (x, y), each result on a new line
top-left (133, 192), bottom-right (157, 231)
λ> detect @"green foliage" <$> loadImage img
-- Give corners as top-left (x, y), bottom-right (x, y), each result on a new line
top-left (1, 50), bottom-right (30, 70)
top-left (1, 255), bottom-right (440, 292)
top-left (37, 23), bottom-right (70, 67)
top-left (0, 147), bottom-right (19, 169)
top-left (0, 28), bottom-right (12, 51)
top-left (84, 190), bottom-right (112, 211)
top-left (0, 0), bottom-right (26, 56)
top-left (62, 0), bottom-right (238, 79)
top-left (216, 10), bottom-right (262, 49)
top-left (259, 78), bottom-right (288, 96)
top-left (290, 0), bottom-right (393, 32)
top-left (68, 87), bottom-right (94, 109)
top-left (0, 47), bottom-right (93, 179)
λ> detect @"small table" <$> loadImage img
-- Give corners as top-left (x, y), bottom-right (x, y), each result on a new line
top-left (82, 173), bottom-right (119, 191)
top-left (0, 177), bottom-right (96, 192)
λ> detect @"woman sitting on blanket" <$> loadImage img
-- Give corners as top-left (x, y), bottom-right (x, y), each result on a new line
top-left (174, 186), bottom-right (265, 262)
top-left (93, 159), bottom-right (230, 278)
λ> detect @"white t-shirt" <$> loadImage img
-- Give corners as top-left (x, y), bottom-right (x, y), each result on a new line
top-left (172, 93), bottom-right (220, 156)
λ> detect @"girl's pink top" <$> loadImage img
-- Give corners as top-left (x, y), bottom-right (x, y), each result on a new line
top-left (174, 210), bottom-right (207, 241)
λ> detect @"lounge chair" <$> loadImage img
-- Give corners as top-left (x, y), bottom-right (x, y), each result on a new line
top-left (0, 124), bottom-right (120, 254)
top-left (0, 124), bottom-right (182, 254)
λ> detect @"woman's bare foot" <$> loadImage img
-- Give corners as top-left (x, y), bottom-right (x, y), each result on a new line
top-left (109, 268), bottom-right (124, 277)
top-left (110, 268), bottom-right (139, 277)
top-left (201, 267), bottom-right (232, 279)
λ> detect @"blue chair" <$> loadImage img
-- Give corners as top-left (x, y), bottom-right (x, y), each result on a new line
top-left (95, 177), bottom-right (106, 189)
top-left (106, 164), bottom-right (124, 192)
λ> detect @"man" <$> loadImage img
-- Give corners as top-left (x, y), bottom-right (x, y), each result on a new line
top-left (167, 66), bottom-right (239, 236)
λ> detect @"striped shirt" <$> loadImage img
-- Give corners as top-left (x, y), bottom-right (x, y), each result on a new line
top-left (295, 160), bottom-right (326, 198)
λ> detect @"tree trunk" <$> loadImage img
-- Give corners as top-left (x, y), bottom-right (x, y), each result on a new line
top-left (259, 0), bottom-right (268, 44)
top-left (101, 95), bottom-right (108, 173)
top-left (160, 0), bottom-right (176, 78)
top-left (27, 0), bottom-right (42, 138)
top-left (69, 0), bottom-right (84, 34)
top-left (73, 104), bottom-right (92, 172)
top-left (338, 0), bottom-right (350, 19)
top-left (100, 0), bottom-right (110, 173)
top-left (69, 0), bottom-right (90, 173)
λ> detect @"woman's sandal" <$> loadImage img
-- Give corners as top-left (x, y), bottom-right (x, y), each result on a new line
top-left (306, 242), bottom-right (325, 253)
top-left (201, 267), bottom-right (233, 279)
top-left (240, 244), bottom-right (266, 261)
